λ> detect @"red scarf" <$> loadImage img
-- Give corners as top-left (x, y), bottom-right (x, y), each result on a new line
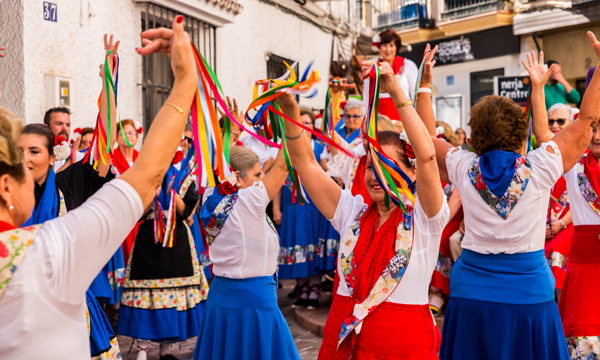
top-left (584, 152), bottom-right (600, 196)
top-left (391, 56), bottom-right (406, 75)
top-left (113, 147), bottom-right (138, 175)
top-left (550, 176), bottom-right (569, 219)
top-left (351, 156), bottom-right (372, 204)
top-left (0, 221), bottom-right (16, 232)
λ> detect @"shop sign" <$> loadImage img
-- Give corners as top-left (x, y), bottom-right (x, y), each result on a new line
top-left (436, 36), bottom-right (475, 65)
top-left (494, 76), bottom-right (530, 107)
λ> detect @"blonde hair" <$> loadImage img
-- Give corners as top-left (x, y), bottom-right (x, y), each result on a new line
top-left (0, 106), bottom-right (25, 181)
top-left (230, 146), bottom-right (259, 179)
top-left (436, 121), bottom-right (460, 147)
top-left (377, 114), bottom-right (395, 132)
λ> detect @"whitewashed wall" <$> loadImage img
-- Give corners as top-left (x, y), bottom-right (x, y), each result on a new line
top-left (0, 0), bottom-right (26, 118)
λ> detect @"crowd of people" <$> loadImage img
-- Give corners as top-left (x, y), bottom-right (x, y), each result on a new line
top-left (0, 17), bottom-right (600, 360)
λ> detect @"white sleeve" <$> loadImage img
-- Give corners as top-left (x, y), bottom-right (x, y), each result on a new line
top-left (445, 147), bottom-right (476, 188)
top-left (527, 141), bottom-right (564, 190)
top-left (330, 189), bottom-right (367, 235)
top-left (235, 181), bottom-right (269, 219)
top-left (362, 78), bottom-right (370, 108)
top-left (413, 196), bottom-right (450, 235)
top-left (37, 179), bottom-right (144, 302)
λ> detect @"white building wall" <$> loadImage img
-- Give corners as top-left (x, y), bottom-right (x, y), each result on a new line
top-left (0, 0), bottom-right (26, 118)
top-left (21, 0), bottom-right (144, 128)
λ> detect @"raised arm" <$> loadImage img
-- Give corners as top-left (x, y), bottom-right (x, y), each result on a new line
top-left (263, 146), bottom-right (289, 201)
top-left (366, 61), bottom-right (443, 217)
top-left (278, 93), bottom-right (342, 219)
top-left (120, 16), bottom-right (198, 209)
top-left (97, 35), bottom-right (120, 177)
top-left (551, 32), bottom-right (600, 172)
top-left (522, 51), bottom-right (555, 145)
top-left (415, 44), bottom-right (438, 137)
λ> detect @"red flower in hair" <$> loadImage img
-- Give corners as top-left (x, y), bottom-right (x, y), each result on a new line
top-left (171, 151), bottom-right (184, 165)
top-left (74, 128), bottom-right (84, 135)
top-left (217, 181), bottom-right (237, 195)
top-left (138, 127), bottom-right (143, 133)
top-left (54, 135), bottom-right (66, 146)
top-left (403, 142), bottom-right (415, 158)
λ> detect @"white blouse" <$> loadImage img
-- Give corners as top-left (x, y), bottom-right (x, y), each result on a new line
top-left (564, 165), bottom-right (600, 225)
top-left (0, 180), bottom-right (144, 360)
top-left (362, 58), bottom-right (419, 103)
top-left (209, 181), bottom-right (279, 279)
top-left (331, 190), bottom-right (449, 305)
top-left (446, 141), bottom-right (563, 254)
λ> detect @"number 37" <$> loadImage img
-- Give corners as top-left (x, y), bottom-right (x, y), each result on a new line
top-left (43, 2), bottom-right (57, 22)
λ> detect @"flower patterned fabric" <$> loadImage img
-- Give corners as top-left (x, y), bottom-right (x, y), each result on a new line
top-left (469, 156), bottom-right (531, 219)
top-left (91, 336), bottom-right (122, 360)
top-left (204, 193), bottom-right (239, 245)
top-left (576, 154), bottom-right (600, 216)
top-left (0, 226), bottom-right (40, 301)
top-left (567, 336), bottom-right (600, 359)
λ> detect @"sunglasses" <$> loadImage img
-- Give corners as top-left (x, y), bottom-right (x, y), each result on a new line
top-left (184, 136), bottom-right (193, 143)
top-left (345, 114), bottom-right (362, 120)
top-left (549, 119), bottom-right (566, 126)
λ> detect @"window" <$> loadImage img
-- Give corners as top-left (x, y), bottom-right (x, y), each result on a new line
top-left (141, 3), bottom-right (217, 132)
top-left (470, 68), bottom-right (504, 107)
top-left (266, 53), bottom-right (299, 80)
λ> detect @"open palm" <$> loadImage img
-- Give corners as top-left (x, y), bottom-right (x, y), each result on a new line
top-left (521, 51), bottom-right (554, 87)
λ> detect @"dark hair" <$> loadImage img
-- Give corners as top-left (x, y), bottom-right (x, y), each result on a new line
top-left (379, 29), bottom-right (402, 56)
top-left (469, 95), bottom-right (527, 155)
top-left (300, 109), bottom-right (316, 140)
top-left (0, 106), bottom-right (25, 182)
top-left (22, 123), bottom-right (54, 156)
top-left (82, 127), bottom-right (94, 137)
top-left (546, 60), bottom-right (559, 67)
top-left (43, 107), bottom-right (71, 125)
top-left (377, 130), bottom-right (413, 169)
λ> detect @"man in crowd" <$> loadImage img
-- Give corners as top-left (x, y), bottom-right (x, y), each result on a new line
top-left (44, 106), bottom-right (71, 170)
top-left (544, 60), bottom-right (581, 109)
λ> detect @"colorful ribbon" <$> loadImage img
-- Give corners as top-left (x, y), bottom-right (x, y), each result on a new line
top-left (364, 63), bottom-right (415, 210)
top-left (322, 80), bottom-right (342, 140)
top-left (413, 50), bottom-right (431, 107)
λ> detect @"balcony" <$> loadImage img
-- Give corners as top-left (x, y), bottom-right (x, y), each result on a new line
top-left (440, 0), bottom-right (512, 21)
top-left (369, 0), bottom-right (434, 32)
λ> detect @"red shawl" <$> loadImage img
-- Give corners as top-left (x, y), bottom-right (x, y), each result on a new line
top-left (113, 147), bottom-right (138, 175)
top-left (550, 176), bottom-right (569, 220)
top-left (351, 155), bottom-right (372, 204)
top-left (0, 221), bottom-right (16, 232)
top-left (391, 56), bottom-right (406, 76)
top-left (584, 151), bottom-right (600, 196)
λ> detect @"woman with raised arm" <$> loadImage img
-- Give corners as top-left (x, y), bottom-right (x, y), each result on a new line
top-left (194, 145), bottom-right (299, 360)
top-left (278, 56), bottom-right (448, 358)
top-left (428, 34), bottom-right (600, 360)
top-left (0, 16), bottom-right (198, 360)
top-left (530, 35), bottom-right (600, 359)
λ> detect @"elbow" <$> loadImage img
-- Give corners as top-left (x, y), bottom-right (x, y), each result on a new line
top-left (416, 150), bottom-right (436, 166)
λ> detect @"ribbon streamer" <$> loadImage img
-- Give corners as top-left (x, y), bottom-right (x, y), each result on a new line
top-left (413, 50), bottom-right (431, 107)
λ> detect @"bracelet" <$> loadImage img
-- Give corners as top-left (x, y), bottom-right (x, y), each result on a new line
top-left (559, 219), bottom-right (567, 229)
top-left (395, 100), bottom-right (413, 109)
top-left (418, 87), bottom-right (432, 95)
top-left (285, 129), bottom-right (305, 140)
top-left (165, 102), bottom-right (186, 117)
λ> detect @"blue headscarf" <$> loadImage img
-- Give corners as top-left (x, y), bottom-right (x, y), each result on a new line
top-left (23, 169), bottom-right (59, 226)
top-left (479, 150), bottom-right (522, 198)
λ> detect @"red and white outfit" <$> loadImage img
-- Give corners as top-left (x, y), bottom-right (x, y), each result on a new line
top-left (545, 176), bottom-right (573, 290)
top-left (362, 56), bottom-right (418, 121)
top-left (559, 152), bottom-right (600, 357)
top-left (318, 189), bottom-right (449, 359)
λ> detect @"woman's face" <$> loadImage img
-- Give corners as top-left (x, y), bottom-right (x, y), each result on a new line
top-left (79, 133), bottom-right (93, 150)
top-left (548, 108), bottom-right (571, 134)
top-left (300, 114), bottom-right (314, 140)
top-left (364, 144), bottom-right (416, 205)
top-left (117, 124), bottom-right (138, 148)
top-left (17, 134), bottom-right (54, 185)
top-left (590, 122), bottom-right (600, 160)
top-left (344, 107), bottom-right (362, 134)
top-left (236, 162), bottom-right (263, 189)
top-left (455, 129), bottom-right (466, 141)
top-left (181, 130), bottom-right (193, 151)
top-left (380, 42), bottom-right (397, 63)
top-left (1, 163), bottom-right (35, 226)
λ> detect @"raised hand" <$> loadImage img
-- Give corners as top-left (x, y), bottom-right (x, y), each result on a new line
top-left (225, 96), bottom-right (244, 124)
top-left (329, 78), bottom-right (355, 95)
top-left (421, 44), bottom-right (438, 87)
top-left (521, 51), bottom-right (555, 87)
top-left (0, 47), bottom-right (4, 58)
top-left (104, 34), bottom-right (120, 74)
top-left (588, 31), bottom-right (600, 60)
top-left (360, 61), bottom-right (398, 95)
top-left (136, 15), bottom-right (196, 83)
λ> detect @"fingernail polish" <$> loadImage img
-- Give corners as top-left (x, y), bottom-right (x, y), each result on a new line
top-left (176, 15), bottom-right (183, 23)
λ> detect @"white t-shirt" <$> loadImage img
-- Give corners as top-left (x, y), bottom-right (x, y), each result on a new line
top-left (0, 180), bottom-right (144, 360)
top-left (331, 190), bottom-right (449, 305)
top-left (243, 136), bottom-right (278, 168)
top-left (209, 181), bottom-right (279, 279)
top-left (564, 164), bottom-right (600, 225)
top-left (446, 141), bottom-right (563, 254)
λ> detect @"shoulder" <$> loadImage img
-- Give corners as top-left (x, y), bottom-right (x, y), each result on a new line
top-left (403, 58), bottom-right (418, 71)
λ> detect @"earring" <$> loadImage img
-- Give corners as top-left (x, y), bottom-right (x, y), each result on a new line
top-left (7, 203), bottom-right (14, 210)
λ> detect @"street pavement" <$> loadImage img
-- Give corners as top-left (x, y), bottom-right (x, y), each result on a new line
top-left (118, 279), bottom-right (322, 360)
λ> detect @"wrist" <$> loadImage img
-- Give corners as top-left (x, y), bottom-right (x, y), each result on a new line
top-left (419, 82), bottom-right (431, 88)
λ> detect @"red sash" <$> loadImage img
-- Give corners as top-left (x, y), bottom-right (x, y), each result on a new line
top-left (392, 56), bottom-right (406, 76)
top-left (351, 156), bottom-right (372, 204)
top-left (584, 152), bottom-right (600, 196)
top-left (550, 176), bottom-right (570, 220)
top-left (113, 147), bottom-right (138, 175)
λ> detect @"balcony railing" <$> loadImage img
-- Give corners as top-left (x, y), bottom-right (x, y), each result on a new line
top-left (440, 0), bottom-right (512, 21)
top-left (370, 0), bottom-right (432, 32)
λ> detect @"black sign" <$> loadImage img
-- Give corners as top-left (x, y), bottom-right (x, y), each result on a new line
top-left (494, 76), bottom-right (530, 107)
top-left (399, 26), bottom-right (520, 66)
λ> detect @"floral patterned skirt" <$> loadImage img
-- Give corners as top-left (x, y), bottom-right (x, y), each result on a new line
top-left (544, 223), bottom-right (573, 290)
top-left (430, 211), bottom-right (463, 295)
top-left (319, 295), bottom-right (440, 360)
top-left (558, 225), bottom-right (600, 359)
top-left (87, 288), bottom-right (121, 358)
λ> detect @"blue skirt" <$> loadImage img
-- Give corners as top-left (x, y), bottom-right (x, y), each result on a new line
top-left (90, 247), bottom-right (125, 304)
top-left (440, 250), bottom-right (569, 360)
top-left (86, 288), bottom-right (117, 356)
top-left (278, 186), bottom-right (339, 279)
top-left (194, 276), bottom-right (300, 360)
top-left (191, 217), bottom-right (212, 280)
